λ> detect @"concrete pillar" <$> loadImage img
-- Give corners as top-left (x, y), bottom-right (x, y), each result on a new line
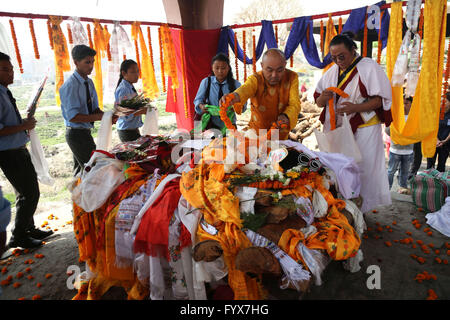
top-left (162, 0), bottom-right (224, 30)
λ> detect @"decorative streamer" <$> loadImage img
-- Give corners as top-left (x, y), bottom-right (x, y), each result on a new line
top-left (243, 30), bottom-right (247, 82)
top-left (252, 29), bottom-right (256, 73)
top-left (234, 31), bottom-right (239, 81)
top-left (9, 20), bottom-right (23, 73)
top-left (179, 30), bottom-right (188, 118)
top-left (48, 16), bottom-right (71, 106)
top-left (320, 20), bottom-right (324, 53)
top-left (338, 17), bottom-right (343, 34)
top-left (290, 55), bottom-right (293, 68)
top-left (104, 25), bottom-right (112, 61)
top-left (377, 11), bottom-right (384, 64)
top-left (275, 25), bottom-right (278, 46)
top-left (47, 19), bottom-right (54, 50)
top-left (147, 26), bottom-right (155, 71)
top-left (87, 23), bottom-right (94, 48)
top-left (440, 39), bottom-right (450, 120)
top-left (67, 24), bottom-right (73, 45)
top-left (131, 22), bottom-right (159, 100)
top-left (134, 38), bottom-right (141, 77)
top-left (29, 20), bottom-right (40, 60)
top-left (158, 27), bottom-right (166, 93)
top-left (159, 24), bottom-right (179, 100)
top-left (363, 12), bottom-right (368, 57)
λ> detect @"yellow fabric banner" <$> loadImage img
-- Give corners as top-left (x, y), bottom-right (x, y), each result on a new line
top-left (322, 14), bottom-right (337, 74)
top-left (159, 24), bottom-right (179, 97)
top-left (388, 0), bottom-right (447, 157)
top-left (48, 16), bottom-right (71, 107)
top-left (92, 20), bottom-right (110, 110)
top-left (131, 22), bottom-right (160, 100)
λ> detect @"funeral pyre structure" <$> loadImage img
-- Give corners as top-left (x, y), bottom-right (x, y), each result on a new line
top-left (70, 122), bottom-right (365, 300)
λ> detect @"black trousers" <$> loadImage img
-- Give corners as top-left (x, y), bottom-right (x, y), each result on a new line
top-left (409, 142), bottom-right (422, 179)
top-left (0, 147), bottom-right (40, 238)
top-left (427, 143), bottom-right (450, 172)
top-left (65, 128), bottom-right (96, 176)
top-left (117, 129), bottom-right (141, 143)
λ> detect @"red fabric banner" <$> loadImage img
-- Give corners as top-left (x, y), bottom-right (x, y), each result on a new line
top-left (166, 28), bottom-right (221, 131)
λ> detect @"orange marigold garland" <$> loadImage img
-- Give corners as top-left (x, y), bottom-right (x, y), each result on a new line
top-left (147, 26), bottom-right (155, 71)
top-left (9, 20), bottom-right (23, 73)
top-left (252, 29), bottom-right (256, 73)
top-left (67, 24), bottom-right (73, 45)
top-left (234, 31), bottom-right (239, 82)
top-left (29, 20), bottom-right (40, 60)
top-left (377, 11), bottom-right (384, 64)
top-left (86, 24), bottom-right (94, 48)
top-left (243, 30), bottom-right (247, 82)
top-left (363, 13), bottom-right (368, 57)
top-left (158, 27), bottom-right (166, 93)
top-left (47, 19), bottom-right (54, 50)
top-left (418, 7), bottom-right (424, 56)
top-left (325, 87), bottom-right (349, 130)
top-left (179, 30), bottom-right (188, 118)
top-left (290, 55), bottom-right (293, 68)
top-left (440, 38), bottom-right (450, 120)
top-left (338, 17), bottom-right (343, 34)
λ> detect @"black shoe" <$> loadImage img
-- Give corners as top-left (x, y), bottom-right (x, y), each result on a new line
top-left (8, 236), bottom-right (43, 249)
top-left (27, 228), bottom-right (54, 240)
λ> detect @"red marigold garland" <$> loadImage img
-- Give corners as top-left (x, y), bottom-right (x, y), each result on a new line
top-left (47, 19), bottom-right (54, 50)
top-left (29, 20), bottom-right (40, 60)
top-left (363, 13), bottom-right (368, 57)
top-left (67, 24), bottom-right (73, 45)
top-left (338, 17), bottom-right (343, 34)
top-left (86, 24), bottom-right (94, 48)
top-left (252, 29), bottom-right (256, 73)
top-left (243, 30), bottom-right (247, 82)
top-left (234, 31), bottom-right (239, 82)
top-left (418, 8), bottom-right (424, 59)
top-left (158, 27), bottom-right (166, 93)
top-left (320, 20), bottom-right (324, 53)
top-left (440, 39), bottom-right (450, 120)
top-left (290, 55), bottom-right (293, 68)
top-left (9, 19), bottom-right (23, 73)
top-left (275, 25), bottom-right (279, 46)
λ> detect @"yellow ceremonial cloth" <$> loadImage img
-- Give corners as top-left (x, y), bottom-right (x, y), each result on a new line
top-left (233, 69), bottom-right (301, 139)
top-left (131, 22), bottom-right (159, 100)
top-left (180, 162), bottom-right (263, 300)
top-left (48, 16), bottom-right (71, 107)
top-left (322, 14), bottom-right (338, 74)
top-left (92, 20), bottom-right (110, 110)
top-left (388, 0), bottom-right (447, 157)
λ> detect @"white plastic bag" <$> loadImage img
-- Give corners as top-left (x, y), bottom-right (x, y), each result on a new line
top-left (314, 113), bottom-right (362, 163)
top-left (96, 111), bottom-right (113, 151)
top-left (28, 129), bottom-right (54, 186)
top-left (141, 107), bottom-right (159, 135)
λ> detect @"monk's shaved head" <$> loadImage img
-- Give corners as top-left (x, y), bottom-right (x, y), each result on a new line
top-left (262, 48), bottom-right (286, 64)
top-left (261, 48), bottom-right (287, 86)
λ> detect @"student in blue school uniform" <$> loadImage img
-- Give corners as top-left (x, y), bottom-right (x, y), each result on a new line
top-left (193, 53), bottom-right (246, 132)
top-left (0, 52), bottom-right (51, 249)
top-left (60, 44), bottom-right (117, 176)
top-left (114, 59), bottom-right (148, 142)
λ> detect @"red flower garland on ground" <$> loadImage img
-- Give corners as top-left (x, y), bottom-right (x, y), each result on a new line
top-left (29, 20), bottom-right (40, 60)
top-left (9, 19), bottom-right (23, 73)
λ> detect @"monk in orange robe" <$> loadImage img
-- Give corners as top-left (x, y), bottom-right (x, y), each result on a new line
top-left (220, 48), bottom-right (301, 139)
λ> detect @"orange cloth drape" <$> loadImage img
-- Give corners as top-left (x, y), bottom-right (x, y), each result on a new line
top-left (48, 16), bottom-right (71, 106)
top-left (322, 14), bottom-right (337, 74)
top-left (131, 22), bottom-right (160, 100)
